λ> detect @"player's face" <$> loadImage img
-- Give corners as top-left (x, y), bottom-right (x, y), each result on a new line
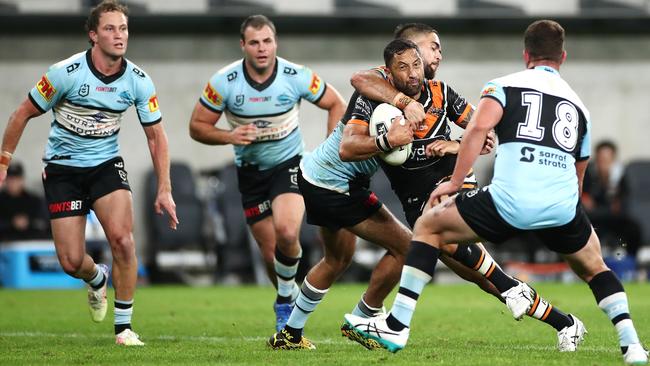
top-left (90, 11), bottom-right (128, 59)
top-left (409, 32), bottom-right (442, 79)
top-left (241, 25), bottom-right (277, 73)
top-left (388, 48), bottom-right (424, 97)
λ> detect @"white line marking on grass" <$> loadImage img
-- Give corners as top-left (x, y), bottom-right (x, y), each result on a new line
top-left (0, 332), bottom-right (348, 345)
top-left (0, 332), bottom-right (617, 352)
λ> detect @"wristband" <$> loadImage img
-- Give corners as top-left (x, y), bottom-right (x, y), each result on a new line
top-left (0, 151), bottom-right (12, 169)
top-left (392, 92), bottom-right (413, 110)
top-left (375, 133), bottom-right (393, 153)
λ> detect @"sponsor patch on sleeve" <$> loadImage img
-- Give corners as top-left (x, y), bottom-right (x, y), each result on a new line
top-left (481, 86), bottom-right (497, 97)
top-left (36, 75), bottom-right (56, 102)
top-left (203, 82), bottom-right (223, 106)
top-left (309, 73), bottom-right (322, 95)
top-left (148, 94), bottom-right (159, 112)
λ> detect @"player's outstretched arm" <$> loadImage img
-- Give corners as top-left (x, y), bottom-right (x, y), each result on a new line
top-left (0, 98), bottom-right (42, 187)
top-left (143, 122), bottom-right (178, 230)
top-left (429, 98), bottom-right (502, 205)
top-left (314, 83), bottom-right (346, 136)
top-left (350, 69), bottom-right (425, 123)
top-left (188, 102), bottom-right (256, 146)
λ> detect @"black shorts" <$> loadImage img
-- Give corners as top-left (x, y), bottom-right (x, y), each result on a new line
top-left (42, 157), bottom-right (131, 219)
top-left (298, 170), bottom-right (383, 231)
top-left (237, 154), bottom-right (301, 224)
top-left (402, 171), bottom-right (478, 228)
top-left (455, 186), bottom-right (592, 254)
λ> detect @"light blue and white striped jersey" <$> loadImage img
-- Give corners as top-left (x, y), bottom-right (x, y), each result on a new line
top-left (29, 50), bottom-right (162, 167)
top-left (200, 57), bottom-right (326, 170)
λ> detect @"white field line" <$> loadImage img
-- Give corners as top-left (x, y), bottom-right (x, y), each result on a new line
top-left (0, 331), bottom-right (616, 352)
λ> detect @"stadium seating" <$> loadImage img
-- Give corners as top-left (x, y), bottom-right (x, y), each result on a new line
top-left (145, 162), bottom-right (215, 285)
top-left (620, 160), bottom-right (650, 257)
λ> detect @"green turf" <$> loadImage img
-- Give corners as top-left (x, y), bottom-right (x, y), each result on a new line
top-left (0, 283), bottom-right (648, 365)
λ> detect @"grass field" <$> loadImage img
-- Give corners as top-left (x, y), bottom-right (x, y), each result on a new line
top-left (0, 283), bottom-right (648, 365)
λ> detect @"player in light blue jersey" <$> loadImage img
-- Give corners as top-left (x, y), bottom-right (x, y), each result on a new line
top-left (346, 20), bottom-right (648, 365)
top-left (188, 15), bottom-right (346, 332)
top-left (268, 39), bottom-right (418, 350)
top-left (0, 0), bottom-right (178, 346)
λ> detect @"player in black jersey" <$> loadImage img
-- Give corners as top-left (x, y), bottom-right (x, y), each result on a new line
top-left (344, 23), bottom-right (585, 352)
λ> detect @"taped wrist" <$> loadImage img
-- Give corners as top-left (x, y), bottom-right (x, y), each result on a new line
top-left (375, 133), bottom-right (393, 153)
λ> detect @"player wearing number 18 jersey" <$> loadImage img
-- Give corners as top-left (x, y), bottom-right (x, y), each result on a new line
top-left (345, 21), bottom-right (647, 365)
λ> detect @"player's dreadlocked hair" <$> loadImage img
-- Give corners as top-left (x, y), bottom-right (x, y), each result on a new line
top-left (85, 0), bottom-right (129, 46)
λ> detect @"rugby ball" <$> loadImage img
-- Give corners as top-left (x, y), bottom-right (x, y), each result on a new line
top-left (369, 103), bottom-right (412, 166)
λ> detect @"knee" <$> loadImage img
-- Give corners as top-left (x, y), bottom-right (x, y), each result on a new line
top-left (275, 223), bottom-right (299, 247)
top-left (60, 255), bottom-right (84, 277)
top-left (109, 233), bottom-right (135, 260)
top-left (325, 253), bottom-right (353, 274)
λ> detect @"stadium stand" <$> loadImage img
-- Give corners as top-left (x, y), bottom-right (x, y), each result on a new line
top-left (146, 162), bottom-right (215, 285)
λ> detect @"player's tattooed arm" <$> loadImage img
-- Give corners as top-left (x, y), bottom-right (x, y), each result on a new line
top-left (457, 108), bottom-right (474, 129)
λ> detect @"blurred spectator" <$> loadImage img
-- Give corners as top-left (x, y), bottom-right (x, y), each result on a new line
top-left (0, 162), bottom-right (50, 241)
top-left (582, 140), bottom-right (642, 257)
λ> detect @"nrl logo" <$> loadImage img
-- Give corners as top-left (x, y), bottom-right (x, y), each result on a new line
top-left (78, 84), bottom-right (90, 97)
top-left (235, 94), bottom-right (244, 107)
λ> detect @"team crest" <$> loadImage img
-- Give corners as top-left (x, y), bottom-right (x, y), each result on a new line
top-left (78, 84), bottom-right (90, 97)
top-left (235, 94), bottom-right (244, 107)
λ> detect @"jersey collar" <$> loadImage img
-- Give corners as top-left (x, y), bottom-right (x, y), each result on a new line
top-left (533, 65), bottom-right (560, 76)
top-left (242, 58), bottom-right (278, 92)
top-left (86, 49), bottom-right (127, 84)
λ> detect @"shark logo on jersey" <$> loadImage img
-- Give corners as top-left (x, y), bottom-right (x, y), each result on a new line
top-left (520, 146), bottom-right (535, 163)
top-left (91, 112), bottom-right (107, 122)
top-left (118, 91), bottom-right (134, 106)
top-left (78, 84), bottom-right (90, 97)
top-left (253, 120), bottom-right (272, 128)
top-left (235, 94), bottom-right (244, 107)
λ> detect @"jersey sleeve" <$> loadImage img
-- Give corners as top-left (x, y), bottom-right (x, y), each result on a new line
top-left (134, 72), bottom-right (162, 125)
top-left (577, 118), bottom-right (591, 161)
top-left (346, 95), bottom-right (373, 127)
top-left (445, 83), bottom-right (474, 126)
top-left (294, 65), bottom-right (326, 103)
top-left (28, 64), bottom-right (72, 113)
top-left (199, 71), bottom-right (229, 113)
top-left (479, 81), bottom-right (506, 107)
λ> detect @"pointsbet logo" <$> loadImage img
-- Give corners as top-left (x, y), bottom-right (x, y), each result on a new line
top-left (49, 200), bottom-right (83, 214)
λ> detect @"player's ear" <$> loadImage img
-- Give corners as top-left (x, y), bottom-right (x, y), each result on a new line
top-left (523, 49), bottom-right (530, 67)
top-left (89, 30), bottom-right (98, 45)
top-left (240, 39), bottom-right (245, 50)
top-left (560, 50), bottom-right (567, 64)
